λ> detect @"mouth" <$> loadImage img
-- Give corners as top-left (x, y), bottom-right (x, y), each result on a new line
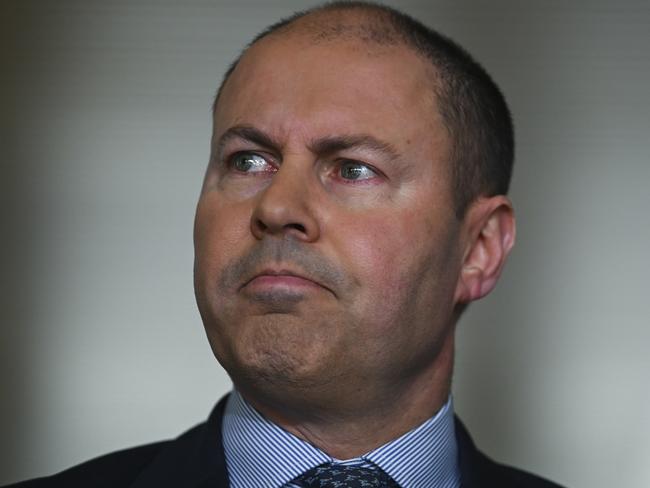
top-left (240, 268), bottom-right (333, 295)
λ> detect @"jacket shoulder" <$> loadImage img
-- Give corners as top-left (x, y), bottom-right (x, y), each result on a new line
top-left (3, 441), bottom-right (170, 488)
top-left (3, 398), bottom-right (229, 488)
top-left (454, 417), bottom-right (566, 488)
top-left (472, 454), bottom-right (566, 488)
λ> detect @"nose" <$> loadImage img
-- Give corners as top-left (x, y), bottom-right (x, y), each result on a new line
top-left (250, 163), bottom-right (320, 242)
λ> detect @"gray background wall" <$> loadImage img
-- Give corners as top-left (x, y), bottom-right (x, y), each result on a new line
top-left (2, 1), bottom-right (649, 486)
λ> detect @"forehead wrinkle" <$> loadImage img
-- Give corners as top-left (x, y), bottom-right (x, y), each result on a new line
top-left (216, 124), bottom-right (403, 160)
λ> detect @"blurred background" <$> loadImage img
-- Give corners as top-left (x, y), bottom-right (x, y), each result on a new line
top-left (2, 1), bottom-right (649, 486)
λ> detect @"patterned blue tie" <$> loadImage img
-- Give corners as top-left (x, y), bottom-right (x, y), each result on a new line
top-left (294, 462), bottom-right (400, 487)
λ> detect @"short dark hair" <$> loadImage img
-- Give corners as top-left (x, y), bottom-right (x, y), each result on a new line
top-left (213, 1), bottom-right (514, 217)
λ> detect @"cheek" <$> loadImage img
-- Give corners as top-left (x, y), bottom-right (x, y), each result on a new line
top-left (194, 195), bottom-right (252, 284)
top-left (336, 214), bottom-right (420, 300)
top-left (333, 211), bottom-right (457, 334)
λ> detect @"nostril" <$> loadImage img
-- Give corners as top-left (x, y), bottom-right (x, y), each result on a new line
top-left (255, 219), bottom-right (268, 232)
top-left (287, 223), bottom-right (306, 233)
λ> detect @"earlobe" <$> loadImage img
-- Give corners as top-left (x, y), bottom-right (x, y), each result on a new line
top-left (455, 196), bottom-right (516, 304)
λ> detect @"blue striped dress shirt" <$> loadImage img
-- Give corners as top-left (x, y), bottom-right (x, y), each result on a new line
top-left (222, 390), bottom-right (460, 488)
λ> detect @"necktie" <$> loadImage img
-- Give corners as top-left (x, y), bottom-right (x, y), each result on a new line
top-left (293, 462), bottom-right (400, 487)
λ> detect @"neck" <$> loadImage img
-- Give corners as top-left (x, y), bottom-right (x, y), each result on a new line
top-left (237, 332), bottom-right (455, 459)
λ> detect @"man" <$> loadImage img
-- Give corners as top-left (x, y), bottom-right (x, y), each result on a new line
top-left (7, 2), bottom-right (564, 487)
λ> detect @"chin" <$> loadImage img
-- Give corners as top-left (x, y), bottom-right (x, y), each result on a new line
top-left (212, 313), bottom-right (342, 390)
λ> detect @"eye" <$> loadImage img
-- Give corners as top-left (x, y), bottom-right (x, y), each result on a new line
top-left (230, 152), bottom-right (274, 173)
top-left (339, 161), bottom-right (377, 181)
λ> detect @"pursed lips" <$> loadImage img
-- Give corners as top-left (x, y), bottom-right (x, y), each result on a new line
top-left (240, 268), bottom-right (333, 295)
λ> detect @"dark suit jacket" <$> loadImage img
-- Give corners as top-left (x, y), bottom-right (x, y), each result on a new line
top-left (5, 396), bottom-right (564, 488)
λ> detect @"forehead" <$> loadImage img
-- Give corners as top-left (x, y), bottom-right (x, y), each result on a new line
top-left (214, 33), bottom-right (447, 164)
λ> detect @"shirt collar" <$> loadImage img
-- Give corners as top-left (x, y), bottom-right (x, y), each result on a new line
top-left (222, 390), bottom-right (459, 488)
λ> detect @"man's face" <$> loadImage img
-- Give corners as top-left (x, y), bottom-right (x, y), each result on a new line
top-left (194, 35), bottom-right (466, 406)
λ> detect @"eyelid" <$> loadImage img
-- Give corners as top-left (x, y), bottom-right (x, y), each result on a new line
top-left (226, 150), bottom-right (277, 172)
top-left (328, 158), bottom-right (386, 186)
top-left (337, 159), bottom-right (384, 177)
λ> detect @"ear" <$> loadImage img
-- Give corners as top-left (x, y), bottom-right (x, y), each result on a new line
top-left (454, 196), bottom-right (516, 304)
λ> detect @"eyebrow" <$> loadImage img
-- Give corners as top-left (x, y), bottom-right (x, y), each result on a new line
top-left (215, 124), bottom-right (402, 161)
top-left (215, 125), bottom-right (281, 157)
top-left (309, 134), bottom-right (401, 161)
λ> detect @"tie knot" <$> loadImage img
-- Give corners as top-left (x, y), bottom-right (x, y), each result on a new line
top-left (294, 462), bottom-right (400, 487)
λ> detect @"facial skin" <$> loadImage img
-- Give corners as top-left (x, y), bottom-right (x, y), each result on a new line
top-left (194, 25), bottom-right (515, 457)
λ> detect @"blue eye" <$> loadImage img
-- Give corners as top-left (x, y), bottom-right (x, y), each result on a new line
top-left (231, 152), bottom-right (272, 173)
top-left (340, 161), bottom-right (377, 180)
